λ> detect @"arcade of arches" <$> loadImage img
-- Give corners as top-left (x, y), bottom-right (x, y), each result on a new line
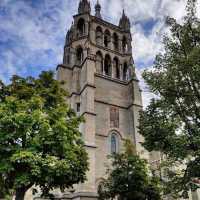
top-left (95, 51), bottom-right (131, 81)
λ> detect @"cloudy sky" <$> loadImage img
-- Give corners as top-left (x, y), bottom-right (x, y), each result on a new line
top-left (0, 0), bottom-right (199, 106)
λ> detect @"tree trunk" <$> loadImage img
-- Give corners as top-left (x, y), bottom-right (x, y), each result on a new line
top-left (15, 188), bottom-right (27, 200)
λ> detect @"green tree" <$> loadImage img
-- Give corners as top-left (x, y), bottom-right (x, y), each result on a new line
top-left (98, 141), bottom-right (161, 200)
top-left (139, 0), bottom-right (200, 198)
top-left (0, 71), bottom-right (88, 200)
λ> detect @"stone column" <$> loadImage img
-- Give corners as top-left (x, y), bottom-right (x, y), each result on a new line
top-left (78, 54), bottom-right (97, 195)
top-left (71, 48), bottom-right (76, 66)
top-left (120, 64), bottom-right (123, 80)
top-left (129, 79), bottom-right (149, 160)
top-left (85, 21), bottom-right (89, 36)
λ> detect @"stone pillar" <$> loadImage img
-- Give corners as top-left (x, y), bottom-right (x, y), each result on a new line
top-left (85, 21), bottom-right (89, 36)
top-left (78, 55), bottom-right (97, 194)
top-left (192, 190), bottom-right (200, 200)
top-left (128, 40), bottom-right (132, 54)
top-left (71, 48), bottom-right (76, 66)
top-left (120, 64), bottom-right (123, 80)
top-left (129, 79), bottom-right (149, 160)
top-left (112, 61), bottom-right (115, 79)
top-left (90, 27), bottom-right (96, 44)
top-left (111, 36), bottom-right (114, 50)
top-left (119, 39), bottom-right (122, 54)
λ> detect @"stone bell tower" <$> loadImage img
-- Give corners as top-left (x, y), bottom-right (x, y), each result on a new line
top-left (56, 0), bottom-right (147, 199)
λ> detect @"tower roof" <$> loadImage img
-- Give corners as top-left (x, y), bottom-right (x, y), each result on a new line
top-left (119, 9), bottom-right (131, 31)
top-left (95, 0), bottom-right (102, 18)
top-left (78, 0), bottom-right (91, 14)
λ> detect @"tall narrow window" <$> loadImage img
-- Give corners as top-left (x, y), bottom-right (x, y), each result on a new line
top-left (96, 51), bottom-right (103, 74)
top-left (123, 62), bottom-right (128, 81)
top-left (104, 29), bottom-right (111, 48)
top-left (77, 18), bottom-right (85, 37)
top-left (110, 133), bottom-right (119, 154)
top-left (113, 57), bottom-right (120, 79)
top-left (111, 134), bottom-right (117, 154)
top-left (76, 47), bottom-right (84, 65)
top-left (113, 33), bottom-right (119, 51)
top-left (76, 103), bottom-right (80, 113)
top-left (122, 36), bottom-right (128, 53)
top-left (104, 54), bottom-right (112, 76)
top-left (96, 26), bottom-right (103, 45)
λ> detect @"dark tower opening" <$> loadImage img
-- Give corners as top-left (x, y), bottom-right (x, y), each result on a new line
top-left (113, 33), bottom-right (119, 51)
top-left (104, 54), bottom-right (112, 76)
top-left (76, 46), bottom-right (84, 65)
top-left (104, 29), bottom-right (111, 48)
top-left (96, 26), bottom-right (103, 46)
top-left (123, 62), bottom-right (128, 80)
top-left (96, 51), bottom-right (103, 74)
top-left (122, 36), bottom-right (128, 53)
top-left (77, 18), bottom-right (85, 37)
top-left (113, 57), bottom-right (120, 79)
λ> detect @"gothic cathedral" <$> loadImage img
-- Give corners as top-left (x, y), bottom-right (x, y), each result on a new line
top-left (56, 0), bottom-right (148, 199)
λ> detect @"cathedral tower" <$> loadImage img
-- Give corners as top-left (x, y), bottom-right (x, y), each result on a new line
top-left (56, 0), bottom-right (147, 199)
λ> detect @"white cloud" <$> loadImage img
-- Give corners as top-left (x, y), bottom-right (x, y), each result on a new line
top-left (0, 0), bottom-right (200, 106)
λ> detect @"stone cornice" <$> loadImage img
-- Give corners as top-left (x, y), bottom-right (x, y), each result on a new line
top-left (82, 111), bottom-right (97, 116)
top-left (95, 73), bottom-right (138, 84)
top-left (63, 192), bottom-right (98, 199)
top-left (70, 83), bottom-right (96, 98)
top-left (95, 99), bottom-right (142, 110)
top-left (56, 56), bottom-right (88, 71)
top-left (90, 41), bottom-right (132, 58)
top-left (91, 16), bottom-right (131, 34)
top-left (56, 64), bottom-right (72, 71)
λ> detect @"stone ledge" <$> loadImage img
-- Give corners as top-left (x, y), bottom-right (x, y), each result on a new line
top-left (34, 192), bottom-right (98, 200)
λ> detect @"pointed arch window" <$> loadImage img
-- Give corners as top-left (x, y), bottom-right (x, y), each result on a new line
top-left (104, 54), bottom-right (112, 76)
top-left (96, 26), bottom-right (103, 46)
top-left (123, 62), bottom-right (129, 81)
top-left (76, 46), bottom-right (84, 65)
top-left (110, 133), bottom-right (119, 154)
top-left (113, 57), bottom-right (120, 79)
top-left (96, 51), bottom-right (103, 74)
top-left (122, 36), bottom-right (128, 53)
top-left (113, 33), bottom-right (119, 51)
top-left (77, 18), bottom-right (85, 37)
top-left (104, 29), bottom-right (111, 48)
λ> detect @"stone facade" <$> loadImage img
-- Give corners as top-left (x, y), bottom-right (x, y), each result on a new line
top-left (55, 0), bottom-right (147, 199)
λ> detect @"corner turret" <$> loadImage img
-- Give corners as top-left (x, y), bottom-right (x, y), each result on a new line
top-left (119, 9), bottom-right (131, 31)
top-left (78, 0), bottom-right (91, 14)
top-left (95, 0), bottom-right (102, 19)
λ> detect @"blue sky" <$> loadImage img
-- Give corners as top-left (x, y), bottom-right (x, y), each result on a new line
top-left (0, 0), bottom-right (199, 106)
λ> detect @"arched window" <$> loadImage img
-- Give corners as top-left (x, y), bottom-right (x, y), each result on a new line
top-left (104, 54), bottom-right (112, 76)
top-left (104, 29), bottom-right (111, 48)
top-left (76, 46), bottom-right (84, 65)
top-left (113, 57), bottom-right (120, 79)
top-left (96, 51), bottom-right (103, 74)
top-left (113, 33), bottom-right (119, 51)
top-left (122, 36), bottom-right (128, 53)
top-left (96, 26), bottom-right (103, 46)
top-left (110, 133), bottom-right (119, 154)
top-left (123, 62), bottom-right (128, 81)
top-left (77, 18), bottom-right (85, 37)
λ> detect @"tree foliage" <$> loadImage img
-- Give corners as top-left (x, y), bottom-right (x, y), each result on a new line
top-left (98, 141), bottom-right (161, 200)
top-left (139, 0), bottom-right (200, 198)
top-left (0, 71), bottom-right (88, 199)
